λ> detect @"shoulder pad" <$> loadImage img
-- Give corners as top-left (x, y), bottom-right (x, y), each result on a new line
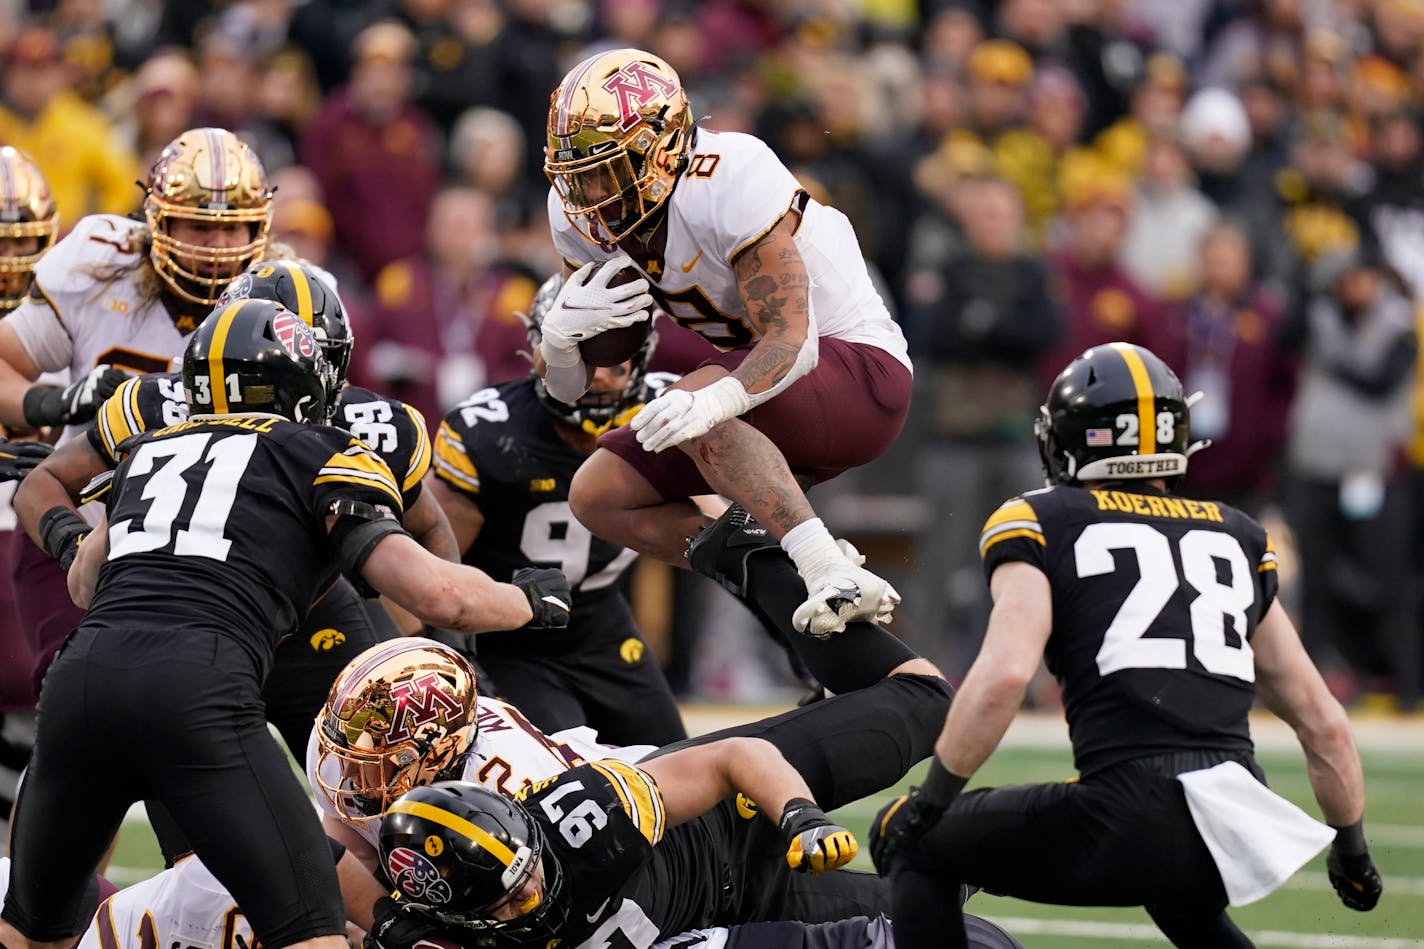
top-left (33, 214), bottom-right (145, 299)
top-left (979, 495), bottom-right (1046, 559)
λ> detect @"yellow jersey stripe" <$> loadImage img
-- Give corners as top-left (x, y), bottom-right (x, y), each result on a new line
top-left (434, 422), bottom-right (480, 492)
top-left (388, 799), bottom-right (517, 865)
top-left (279, 260), bottom-right (315, 324)
top-left (316, 445), bottom-right (402, 508)
top-left (207, 300), bottom-right (249, 414)
top-left (591, 761), bottom-right (665, 844)
top-left (1258, 561), bottom-right (1278, 573)
top-left (980, 527), bottom-right (1045, 557)
top-left (1112, 342), bottom-right (1156, 456)
top-left (404, 404), bottom-right (432, 491)
top-left (314, 471), bottom-right (402, 508)
top-left (981, 499), bottom-right (1038, 535)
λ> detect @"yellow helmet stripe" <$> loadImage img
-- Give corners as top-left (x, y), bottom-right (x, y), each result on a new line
top-left (207, 300), bottom-right (249, 414)
top-left (278, 260), bottom-right (315, 325)
top-left (388, 799), bottom-right (517, 866)
top-left (1111, 342), bottom-right (1156, 456)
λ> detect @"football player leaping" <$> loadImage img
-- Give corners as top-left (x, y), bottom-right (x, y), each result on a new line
top-left (870, 344), bottom-right (1381, 948)
top-left (539, 50), bottom-right (911, 639)
top-left (0, 300), bottom-right (569, 949)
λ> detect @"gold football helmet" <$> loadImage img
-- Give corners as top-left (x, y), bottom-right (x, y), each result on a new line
top-left (315, 638), bottom-right (478, 824)
top-left (0, 147), bottom-right (58, 312)
top-left (545, 48), bottom-right (693, 244)
top-left (145, 127), bottom-right (273, 305)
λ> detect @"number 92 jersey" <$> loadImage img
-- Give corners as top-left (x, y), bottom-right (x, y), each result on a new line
top-left (91, 375), bottom-right (432, 510)
top-left (979, 484), bottom-right (1279, 776)
top-left (433, 378), bottom-right (663, 652)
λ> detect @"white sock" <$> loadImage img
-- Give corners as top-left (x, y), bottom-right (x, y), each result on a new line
top-left (780, 517), bottom-right (845, 585)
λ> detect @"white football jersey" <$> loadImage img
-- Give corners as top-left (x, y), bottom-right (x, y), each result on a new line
top-left (8, 215), bottom-right (190, 382)
top-left (76, 855), bottom-right (256, 949)
top-left (307, 697), bottom-right (655, 847)
top-left (548, 129), bottom-right (909, 369)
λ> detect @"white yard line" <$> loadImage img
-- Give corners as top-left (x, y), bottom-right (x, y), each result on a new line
top-left (986, 916), bottom-right (1424, 948)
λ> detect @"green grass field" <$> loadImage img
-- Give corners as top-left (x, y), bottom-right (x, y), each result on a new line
top-left (107, 711), bottom-right (1424, 947)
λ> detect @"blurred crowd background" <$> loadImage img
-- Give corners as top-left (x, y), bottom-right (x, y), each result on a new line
top-left (3, 0), bottom-right (1423, 710)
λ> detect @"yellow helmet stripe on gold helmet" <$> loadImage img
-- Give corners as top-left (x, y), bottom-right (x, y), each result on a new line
top-left (388, 799), bottom-right (518, 867)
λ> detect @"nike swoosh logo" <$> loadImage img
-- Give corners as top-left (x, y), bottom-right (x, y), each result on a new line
top-left (680, 250), bottom-right (703, 273)
top-left (541, 595), bottom-right (570, 610)
top-left (586, 898), bottom-right (610, 923)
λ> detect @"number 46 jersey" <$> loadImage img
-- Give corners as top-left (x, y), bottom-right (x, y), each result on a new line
top-left (979, 484), bottom-right (1279, 777)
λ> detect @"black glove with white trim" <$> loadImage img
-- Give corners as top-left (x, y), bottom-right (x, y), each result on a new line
top-left (23, 365), bottom-right (132, 427)
top-left (0, 437), bottom-right (52, 482)
top-left (513, 567), bottom-right (572, 629)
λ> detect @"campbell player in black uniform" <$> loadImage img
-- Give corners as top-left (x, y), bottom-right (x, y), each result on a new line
top-left (870, 344), bottom-right (1382, 949)
top-left (14, 259), bottom-right (455, 759)
top-left (0, 299), bottom-right (570, 949)
top-left (430, 273), bottom-right (684, 746)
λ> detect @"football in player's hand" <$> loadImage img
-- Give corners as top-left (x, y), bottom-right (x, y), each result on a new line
top-left (579, 266), bottom-right (653, 368)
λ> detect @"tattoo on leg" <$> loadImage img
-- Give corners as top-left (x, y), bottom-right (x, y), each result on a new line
top-left (691, 420), bottom-right (814, 538)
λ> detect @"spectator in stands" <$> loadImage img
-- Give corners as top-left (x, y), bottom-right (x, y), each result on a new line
top-left (1284, 245), bottom-right (1419, 710)
top-left (1153, 220), bottom-right (1298, 512)
top-left (301, 19), bottom-right (439, 282)
top-left (905, 175), bottom-right (1062, 675)
top-left (993, 64), bottom-right (1089, 247)
top-left (254, 47), bottom-right (324, 165)
top-left (0, 24), bottom-right (140, 223)
top-left (194, 33), bottom-right (294, 171)
top-left (1042, 161), bottom-right (1168, 383)
top-left (1121, 133), bottom-right (1218, 301)
top-left (962, 39), bottom-right (1033, 147)
top-left (110, 47), bottom-right (199, 172)
top-left (353, 186), bottom-right (533, 427)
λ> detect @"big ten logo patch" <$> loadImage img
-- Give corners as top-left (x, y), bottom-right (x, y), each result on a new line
top-left (619, 638), bottom-right (644, 664)
top-left (387, 672), bottom-right (463, 742)
top-left (309, 628), bottom-right (345, 651)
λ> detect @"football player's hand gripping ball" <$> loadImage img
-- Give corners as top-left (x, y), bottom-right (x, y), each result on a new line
top-left (780, 797), bottom-right (858, 873)
top-left (513, 567), bottom-right (573, 629)
top-left (539, 258), bottom-right (653, 364)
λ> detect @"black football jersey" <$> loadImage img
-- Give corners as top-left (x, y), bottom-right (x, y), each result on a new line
top-left (91, 376), bottom-right (431, 510)
top-left (432, 379), bottom-right (670, 653)
top-left (979, 484), bottom-right (1279, 776)
top-left (509, 761), bottom-right (668, 948)
top-left (85, 416), bottom-right (405, 652)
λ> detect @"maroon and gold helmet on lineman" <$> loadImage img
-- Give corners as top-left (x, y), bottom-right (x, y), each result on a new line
top-left (0, 147), bottom-right (58, 311)
top-left (314, 638), bottom-right (479, 824)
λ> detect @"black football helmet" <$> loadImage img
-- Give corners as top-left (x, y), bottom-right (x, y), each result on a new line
top-left (524, 272), bottom-right (658, 435)
top-left (217, 259), bottom-right (352, 410)
top-left (1036, 343), bottom-right (1205, 485)
top-left (182, 297), bottom-right (329, 423)
top-left (380, 782), bottom-right (568, 947)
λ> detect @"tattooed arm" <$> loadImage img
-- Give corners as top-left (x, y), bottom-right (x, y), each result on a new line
top-left (730, 212), bottom-right (819, 402)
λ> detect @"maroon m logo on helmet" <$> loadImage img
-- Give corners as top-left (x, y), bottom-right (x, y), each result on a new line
top-left (387, 673), bottom-right (463, 742)
top-left (602, 62), bottom-right (678, 132)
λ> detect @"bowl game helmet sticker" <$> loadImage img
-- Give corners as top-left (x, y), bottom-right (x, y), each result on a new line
top-left (272, 310), bottom-right (317, 359)
top-left (388, 846), bottom-right (454, 904)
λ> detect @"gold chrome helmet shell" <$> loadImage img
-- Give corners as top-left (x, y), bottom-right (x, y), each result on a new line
top-left (545, 48), bottom-right (693, 245)
top-left (0, 147), bottom-right (58, 311)
top-left (144, 127), bottom-right (273, 305)
top-left (315, 638), bottom-right (479, 825)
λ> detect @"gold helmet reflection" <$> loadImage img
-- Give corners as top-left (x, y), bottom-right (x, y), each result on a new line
top-left (545, 48), bottom-right (693, 245)
top-left (0, 147), bottom-right (58, 312)
top-left (315, 638), bottom-right (478, 825)
top-left (144, 127), bottom-right (273, 305)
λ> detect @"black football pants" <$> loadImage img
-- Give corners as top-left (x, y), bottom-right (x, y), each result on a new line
top-left (2, 627), bottom-right (344, 947)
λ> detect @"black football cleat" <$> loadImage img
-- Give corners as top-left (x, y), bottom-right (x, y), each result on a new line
top-left (686, 503), bottom-right (779, 598)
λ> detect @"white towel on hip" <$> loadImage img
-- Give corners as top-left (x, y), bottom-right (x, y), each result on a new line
top-left (1177, 760), bottom-right (1336, 906)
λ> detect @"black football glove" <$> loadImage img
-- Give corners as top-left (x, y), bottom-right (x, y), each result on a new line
top-left (868, 759), bottom-right (965, 873)
top-left (0, 437), bottom-right (53, 482)
top-left (513, 567), bottom-right (572, 629)
top-left (23, 365), bottom-right (132, 428)
top-left (780, 797), bottom-right (858, 873)
top-left (1327, 821), bottom-right (1383, 911)
top-left (364, 896), bottom-right (449, 949)
top-left (38, 506), bottom-right (91, 571)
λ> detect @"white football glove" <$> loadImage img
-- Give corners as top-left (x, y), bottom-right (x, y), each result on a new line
top-left (792, 562), bottom-right (901, 638)
top-left (631, 377), bottom-right (752, 453)
top-left (538, 258), bottom-right (654, 367)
